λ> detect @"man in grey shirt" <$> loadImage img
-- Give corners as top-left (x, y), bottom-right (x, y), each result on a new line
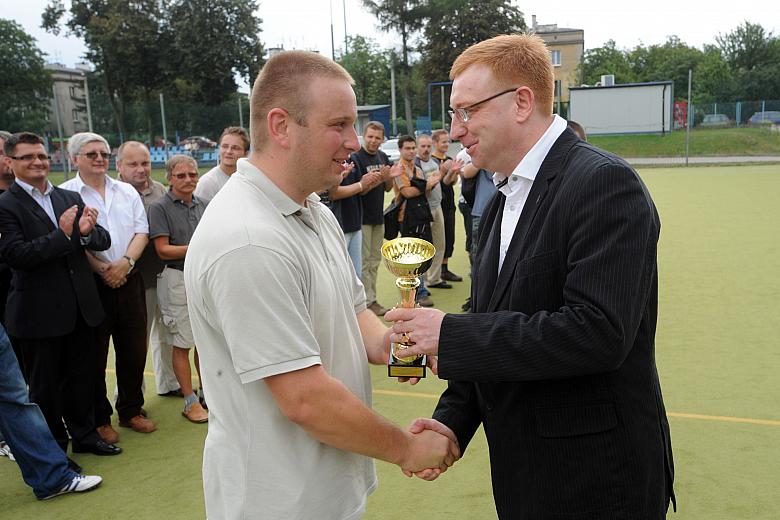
top-left (415, 134), bottom-right (448, 289)
top-left (194, 127), bottom-right (249, 201)
top-left (148, 155), bottom-right (209, 423)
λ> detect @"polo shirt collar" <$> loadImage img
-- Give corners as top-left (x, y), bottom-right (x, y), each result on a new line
top-left (165, 189), bottom-right (202, 206)
top-left (493, 114), bottom-right (567, 190)
top-left (236, 158), bottom-right (310, 217)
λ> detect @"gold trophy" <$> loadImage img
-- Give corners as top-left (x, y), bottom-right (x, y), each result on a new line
top-left (381, 237), bottom-right (436, 378)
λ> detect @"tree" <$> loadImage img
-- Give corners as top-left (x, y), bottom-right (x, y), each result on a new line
top-left (42, 0), bottom-right (167, 140)
top-left (579, 40), bottom-right (636, 85)
top-left (166, 0), bottom-right (264, 106)
top-left (629, 37), bottom-right (705, 99)
top-left (419, 0), bottom-right (526, 83)
top-left (716, 22), bottom-right (780, 100)
top-left (362, 0), bottom-right (426, 133)
top-left (339, 35), bottom-right (391, 106)
top-left (0, 19), bottom-right (52, 132)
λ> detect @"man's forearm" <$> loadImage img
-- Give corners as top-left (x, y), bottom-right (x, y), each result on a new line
top-left (125, 233), bottom-right (149, 260)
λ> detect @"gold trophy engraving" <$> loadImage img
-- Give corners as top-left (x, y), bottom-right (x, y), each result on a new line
top-left (381, 237), bottom-right (436, 378)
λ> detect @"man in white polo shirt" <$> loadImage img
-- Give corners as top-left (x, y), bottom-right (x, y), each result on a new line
top-left (186, 51), bottom-right (459, 520)
top-left (193, 126), bottom-right (249, 202)
top-left (61, 132), bottom-right (155, 444)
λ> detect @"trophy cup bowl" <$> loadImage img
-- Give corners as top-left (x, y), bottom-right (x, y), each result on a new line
top-left (381, 237), bottom-right (436, 378)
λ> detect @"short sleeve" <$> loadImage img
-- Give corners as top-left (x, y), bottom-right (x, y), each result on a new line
top-left (130, 187), bottom-right (149, 234)
top-left (147, 201), bottom-right (170, 239)
top-left (205, 245), bottom-right (321, 384)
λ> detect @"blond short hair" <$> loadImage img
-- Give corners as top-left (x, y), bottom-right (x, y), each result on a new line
top-left (165, 154), bottom-right (198, 179)
top-left (250, 51), bottom-right (354, 151)
top-left (451, 34), bottom-right (554, 114)
top-left (219, 126), bottom-right (250, 151)
top-left (431, 129), bottom-right (449, 143)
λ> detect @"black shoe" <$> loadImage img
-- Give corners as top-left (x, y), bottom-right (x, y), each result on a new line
top-left (428, 281), bottom-right (453, 289)
top-left (461, 298), bottom-right (471, 312)
top-left (158, 388), bottom-right (183, 398)
top-left (72, 440), bottom-right (122, 456)
top-left (67, 457), bottom-right (82, 474)
top-left (441, 271), bottom-right (463, 282)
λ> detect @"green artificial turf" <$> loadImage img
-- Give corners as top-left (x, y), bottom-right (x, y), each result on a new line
top-left (2, 164), bottom-right (779, 519)
top-left (589, 127), bottom-right (780, 157)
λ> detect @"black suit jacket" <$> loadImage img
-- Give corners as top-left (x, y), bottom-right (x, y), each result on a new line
top-left (434, 129), bottom-right (675, 519)
top-left (0, 182), bottom-right (110, 338)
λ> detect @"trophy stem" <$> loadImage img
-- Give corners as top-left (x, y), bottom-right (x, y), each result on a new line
top-left (396, 277), bottom-right (419, 309)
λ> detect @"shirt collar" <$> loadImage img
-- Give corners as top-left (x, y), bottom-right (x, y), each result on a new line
top-left (72, 172), bottom-right (117, 192)
top-left (493, 114), bottom-right (568, 190)
top-left (165, 189), bottom-right (202, 206)
top-left (236, 157), bottom-right (309, 217)
top-left (15, 178), bottom-right (54, 197)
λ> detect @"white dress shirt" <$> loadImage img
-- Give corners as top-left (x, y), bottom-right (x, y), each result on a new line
top-left (15, 178), bottom-right (57, 227)
top-left (60, 172), bottom-right (149, 263)
top-left (494, 114), bottom-right (567, 272)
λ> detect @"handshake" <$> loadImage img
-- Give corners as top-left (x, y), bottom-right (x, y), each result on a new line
top-left (398, 417), bottom-right (461, 481)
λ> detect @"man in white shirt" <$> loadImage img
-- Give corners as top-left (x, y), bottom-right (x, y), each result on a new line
top-left (61, 133), bottom-right (156, 444)
top-left (186, 51), bottom-right (459, 520)
top-left (193, 126), bottom-right (249, 201)
top-left (116, 141), bottom-right (180, 398)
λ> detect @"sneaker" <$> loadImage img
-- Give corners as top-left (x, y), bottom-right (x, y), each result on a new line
top-left (0, 441), bottom-right (15, 461)
top-left (441, 270), bottom-right (463, 282)
top-left (368, 301), bottom-right (388, 316)
top-left (182, 402), bottom-right (208, 424)
top-left (39, 474), bottom-right (102, 500)
top-left (416, 296), bottom-right (434, 307)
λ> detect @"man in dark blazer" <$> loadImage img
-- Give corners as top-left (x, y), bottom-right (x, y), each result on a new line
top-left (0, 132), bottom-right (121, 457)
top-left (386, 35), bottom-right (675, 519)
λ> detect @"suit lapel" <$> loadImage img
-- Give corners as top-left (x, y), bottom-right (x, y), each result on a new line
top-left (473, 192), bottom-right (504, 312)
top-left (485, 129), bottom-right (579, 311)
top-left (10, 182), bottom-right (56, 231)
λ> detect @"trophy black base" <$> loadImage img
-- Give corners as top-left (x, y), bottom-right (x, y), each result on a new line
top-left (388, 353), bottom-right (427, 378)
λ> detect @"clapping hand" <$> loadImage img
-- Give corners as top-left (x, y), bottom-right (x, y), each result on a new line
top-left (78, 206), bottom-right (99, 236)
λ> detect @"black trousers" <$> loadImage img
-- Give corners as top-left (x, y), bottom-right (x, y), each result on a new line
top-left (442, 205), bottom-right (456, 259)
top-left (14, 312), bottom-right (100, 452)
top-left (94, 271), bottom-right (148, 424)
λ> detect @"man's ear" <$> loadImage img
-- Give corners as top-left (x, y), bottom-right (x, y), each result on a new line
top-left (267, 108), bottom-right (292, 149)
top-left (513, 86), bottom-right (535, 124)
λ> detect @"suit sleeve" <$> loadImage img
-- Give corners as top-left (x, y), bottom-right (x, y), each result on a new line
top-left (432, 380), bottom-right (483, 454)
top-left (0, 205), bottom-right (72, 269)
top-left (439, 163), bottom-right (658, 381)
top-left (85, 223), bottom-right (111, 252)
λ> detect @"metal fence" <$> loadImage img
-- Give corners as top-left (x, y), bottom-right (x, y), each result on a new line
top-left (690, 100), bottom-right (780, 128)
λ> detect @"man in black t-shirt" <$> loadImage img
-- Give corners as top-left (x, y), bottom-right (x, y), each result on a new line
top-left (431, 129), bottom-right (464, 282)
top-left (327, 124), bottom-right (385, 291)
top-left (350, 122), bottom-right (395, 316)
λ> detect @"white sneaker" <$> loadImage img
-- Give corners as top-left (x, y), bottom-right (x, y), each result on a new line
top-left (39, 474), bottom-right (103, 500)
top-left (0, 441), bottom-right (15, 461)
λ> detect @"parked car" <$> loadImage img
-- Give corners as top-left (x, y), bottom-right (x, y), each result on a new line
top-left (179, 135), bottom-right (217, 150)
top-left (748, 111), bottom-right (780, 125)
top-left (379, 139), bottom-right (400, 163)
top-left (700, 114), bottom-right (731, 127)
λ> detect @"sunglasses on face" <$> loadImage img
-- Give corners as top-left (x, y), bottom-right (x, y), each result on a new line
top-left (80, 151), bottom-right (111, 160)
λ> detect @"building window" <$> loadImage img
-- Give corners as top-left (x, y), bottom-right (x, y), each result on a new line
top-left (72, 109), bottom-right (81, 123)
top-left (551, 50), bottom-right (561, 67)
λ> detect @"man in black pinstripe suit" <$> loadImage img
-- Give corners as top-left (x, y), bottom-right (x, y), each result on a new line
top-left (386, 34), bottom-right (676, 519)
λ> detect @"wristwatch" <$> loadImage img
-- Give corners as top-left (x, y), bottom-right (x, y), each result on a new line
top-left (123, 255), bottom-right (135, 271)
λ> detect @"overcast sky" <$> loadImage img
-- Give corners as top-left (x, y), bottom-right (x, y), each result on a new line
top-left (5, 0), bottom-right (779, 86)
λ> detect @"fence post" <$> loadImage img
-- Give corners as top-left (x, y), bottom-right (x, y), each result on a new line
top-left (160, 93), bottom-right (169, 160)
top-left (736, 102), bottom-right (741, 126)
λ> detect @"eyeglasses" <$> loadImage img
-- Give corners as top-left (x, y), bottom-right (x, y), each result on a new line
top-left (79, 151), bottom-right (111, 160)
top-left (448, 87), bottom-right (519, 123)
top-left (9, 154), bottom-right (51, 162)
top-left (172, 172), bottom-right (198, 179)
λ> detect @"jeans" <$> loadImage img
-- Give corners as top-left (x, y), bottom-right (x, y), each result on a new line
top-left (344, 229), bottom-right (362, 279)
top-left (0, 325), bottom-right (76, 498)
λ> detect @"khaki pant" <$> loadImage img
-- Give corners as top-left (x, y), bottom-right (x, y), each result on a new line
top-left (361, 223), bottom-right (384, 305)
top-left (146, 286), bottom-right (179, 394)
top-left (426, 205), bottom-right (445, 286)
